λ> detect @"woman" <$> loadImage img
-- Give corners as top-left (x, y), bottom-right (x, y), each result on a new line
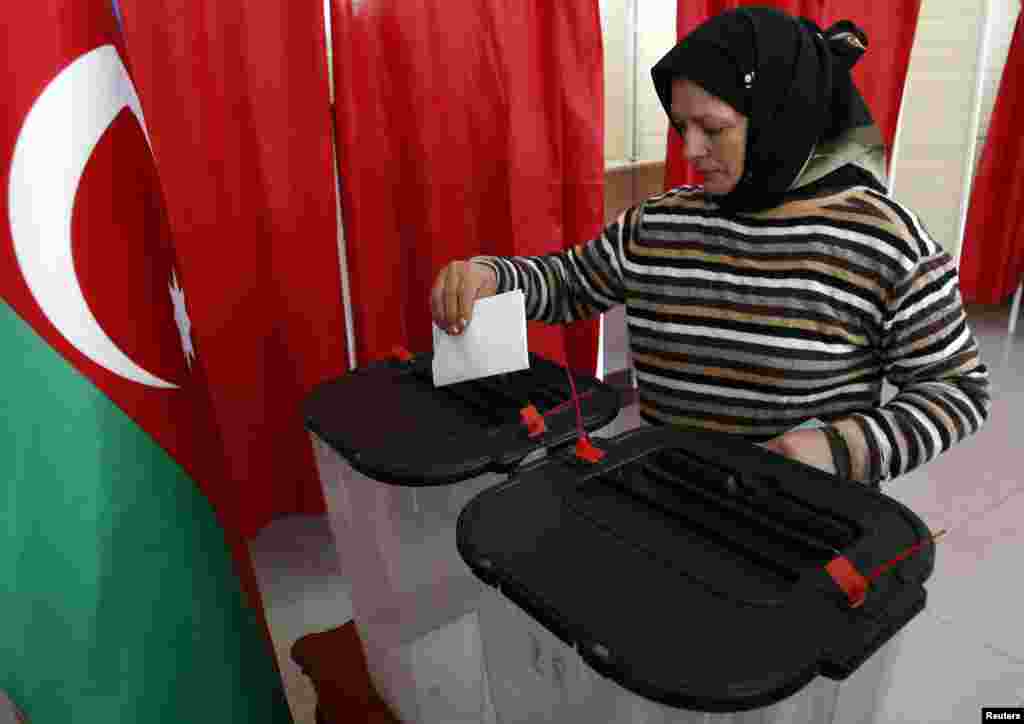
top-left (430, 6), bottom-right (990, 487)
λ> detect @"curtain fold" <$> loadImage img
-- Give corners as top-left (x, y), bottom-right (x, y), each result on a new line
top-left (960, 10), bottom-right (1024, 305)
top-left (118, 0), bottom-right (347, 537)
top-left (329, 0), bottom-right (603, 374)
top-left (665, 0), bottom-right (920, 191)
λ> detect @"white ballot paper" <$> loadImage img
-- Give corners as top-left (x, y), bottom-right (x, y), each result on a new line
top-left (431, 289), bottom-right (529, 387)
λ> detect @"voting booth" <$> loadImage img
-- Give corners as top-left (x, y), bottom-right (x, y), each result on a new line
top-left (304, 350), bottom-right (620, 723)
top-left (458, 425), bottom-right (935, 724)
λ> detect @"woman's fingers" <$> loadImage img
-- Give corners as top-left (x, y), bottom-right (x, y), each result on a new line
top-left (430, 266), bottom-right (447, 329)
top-left (444, 263), bottom-right (463, 333)
top-left (459, 267), bottom-right (483, 330)
top-left (432, 260), bottom-right (497, 335)
top-left (432, 263), bottom-right (458, 331)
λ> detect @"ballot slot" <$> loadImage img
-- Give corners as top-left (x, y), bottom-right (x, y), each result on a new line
top-left (752, 487), bottom-right (862, 548)
top-left (640, 458), bottom-right (838, 561)
top-left (566, 447), bottom-right (864, 593)
top-left (409, 360), bottom-right (590, 422)
top-left (409, 363), bottom-right (522, 426)
top-left (567, 467), bottom-right (802, 596)
top-left (653, 448), bottom-right (861, 548)
top-left (450, 365), bottom-right (585, 415)
top-left (401, 372), bottom-right (513, 427)
top-left (522, 371), bottom-right (579, 410)
top-left (474, 374), bottom-right (547, 410)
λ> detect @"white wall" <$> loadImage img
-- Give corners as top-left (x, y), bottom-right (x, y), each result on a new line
top-left (634, 2), bottom-right (678, 162)
top-left (889, 0), bottom-right (989, 259)
top-left (974, 0), bottom-right (1021, 174)
top-left (600, 0), bottom-right (676, 165)
top-left (599, 0), bottom-right (633, 163)
top-left (889, 0), bottom-right (1018, 260)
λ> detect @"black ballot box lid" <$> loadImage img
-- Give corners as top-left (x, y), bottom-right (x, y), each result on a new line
top-left (303, 352), bottom-right (621, 487)
top-left (456, 425), bottom-right (936, 713)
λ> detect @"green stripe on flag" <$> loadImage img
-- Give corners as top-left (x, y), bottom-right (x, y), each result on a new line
top-left (0, 301), bottom-right (293, 722)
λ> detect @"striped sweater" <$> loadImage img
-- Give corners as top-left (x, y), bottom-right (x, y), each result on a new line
top-left (473, 184), bottom-right (991, 486)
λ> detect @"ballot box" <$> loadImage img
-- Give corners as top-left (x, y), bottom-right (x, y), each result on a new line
top-left (457, 425), bottom-right (935, 724)
top-left (303, 351), bottom-right (621, 723)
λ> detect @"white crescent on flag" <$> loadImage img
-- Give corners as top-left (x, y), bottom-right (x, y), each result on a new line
top-left (7, 44), bottom-right (178, 389)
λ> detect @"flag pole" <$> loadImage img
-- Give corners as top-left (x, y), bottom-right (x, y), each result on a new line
top-left (323, 0), bottom-right (358, 371)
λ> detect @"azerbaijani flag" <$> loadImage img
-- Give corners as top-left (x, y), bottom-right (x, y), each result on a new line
top-left (0, 1), bottom-right (293, 721)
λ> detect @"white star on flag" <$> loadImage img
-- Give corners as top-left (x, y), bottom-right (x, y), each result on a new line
top-left (168, 269), bottom-right (195, 370)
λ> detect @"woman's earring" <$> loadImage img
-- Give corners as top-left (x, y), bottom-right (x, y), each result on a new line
top-left (744, 72), bottom-right (755, 89)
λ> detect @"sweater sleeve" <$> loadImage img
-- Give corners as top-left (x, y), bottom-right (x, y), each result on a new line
top-left (469, 206), bottom-right (637, 323)
top-left (828, 245), bottom-right (992, 485)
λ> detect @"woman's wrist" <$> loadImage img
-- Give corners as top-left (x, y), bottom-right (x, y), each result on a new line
top-left (822, 426), bottom-right (853, 480)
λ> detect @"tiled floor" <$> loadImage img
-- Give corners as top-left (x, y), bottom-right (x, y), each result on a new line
top-left (250, 300), bottom-right (1024, 724)
top-left (249, 514), bottom-right (352, 724)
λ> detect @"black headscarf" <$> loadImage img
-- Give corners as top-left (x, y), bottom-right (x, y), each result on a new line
top-left (651, 6), bottom-right (883, 213)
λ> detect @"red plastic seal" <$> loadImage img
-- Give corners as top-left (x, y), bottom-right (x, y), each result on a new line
top-left (825, 555), bottom-right (869, 609)
top-left (520, 404), bottom-right (547, 438)
top-left (574, 436), bottom-right (605, 463)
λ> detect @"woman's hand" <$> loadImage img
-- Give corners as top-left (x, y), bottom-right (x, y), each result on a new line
top-left (760, 429), bottom-right (836, 475)
top-left (430, 260), bottom-right (499, 335)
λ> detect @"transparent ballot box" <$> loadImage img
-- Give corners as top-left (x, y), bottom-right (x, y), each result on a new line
top-left (303, 351), bottom-right (620, 723)
top-left (457, 426), bottom-right (935, 724)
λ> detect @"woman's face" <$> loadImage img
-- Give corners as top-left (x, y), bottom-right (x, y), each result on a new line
top-left (669, 78), bottom-right (748, 196)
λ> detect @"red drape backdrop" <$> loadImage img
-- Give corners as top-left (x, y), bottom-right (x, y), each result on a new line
top-left (665, 0), bottom-right (922, 190)
top-left (960, 9), bottom-right (1024, 305)
top-left (117, 1), bottom-right (348, 538)
top-left (329, 0), bottom-right (604, 374)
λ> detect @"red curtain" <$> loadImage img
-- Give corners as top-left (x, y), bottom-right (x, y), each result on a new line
top-left (960, 10), bottom-right (1024, 305)
top-left (117, 1), bottom-right (348, 538)
top-left (329, 0), bottom-right (604, 374)
top-left (665, 0), bottom-right (921, 190)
